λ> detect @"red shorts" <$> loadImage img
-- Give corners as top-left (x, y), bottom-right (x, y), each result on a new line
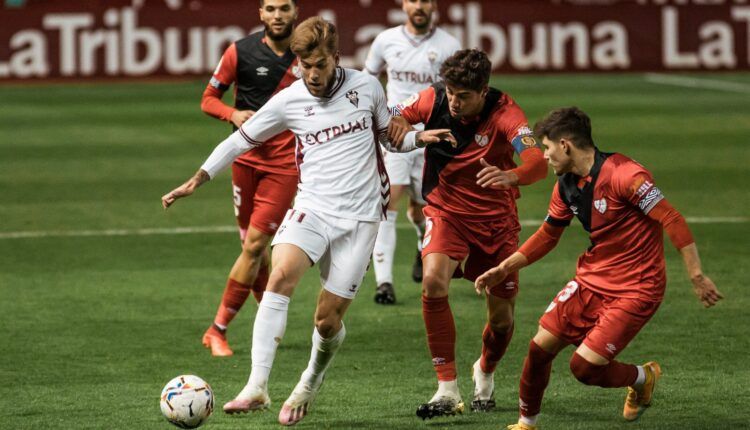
top-left (231, 162), bottom-right (298, 241)
top-left (539, 280), bottom-right (661, 360)
top-left (422, 206), bottom-right (520, 298)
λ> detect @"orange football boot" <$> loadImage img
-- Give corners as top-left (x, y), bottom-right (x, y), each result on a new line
top-left (202, 326), bottom-right (233, 357)
top-left (623, 361), bottom-right (661, 421)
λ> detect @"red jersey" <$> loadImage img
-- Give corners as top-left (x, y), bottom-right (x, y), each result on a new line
top-left (202, 32), bottom-right (298, 175)
top-left (398, 83), bottom-right (538, 223)
top-left (545, 151), bottom-right (667, 301)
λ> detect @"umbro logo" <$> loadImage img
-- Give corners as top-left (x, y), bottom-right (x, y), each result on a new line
top-left (428, 50), bottom-right (437, 63)
top-left (594, 198), bottom-right (607, 214)
top-left (256, 66), bottom-right (269, 76)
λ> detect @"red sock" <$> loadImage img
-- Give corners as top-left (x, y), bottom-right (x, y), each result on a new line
top-left (422, 295), bottom-right (456, 381)
top-left (519, 340), bottom-right (557, 418)
top-left (214, 279), bottom-right (252, 329)
top-left (251, 263), bottom-right (269, 303)
top-left (569, 352), bottom-right (638, 388)
top-left (480, 322), bottom-right (514, 373)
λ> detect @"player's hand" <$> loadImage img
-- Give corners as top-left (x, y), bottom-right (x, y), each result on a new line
top-left (161, 170), bottom-right (210, 209)
top-left (387, 116), bottom-right (415, 147)
top-left (416, 129), bottom-right (457, 147)
top-left (474, 265), bottom-right (509, 295)
top-left (230, 110), bottom-right (255, 128)
top-left (691, 273), bottom-right (723, 308)
top-left (476, 158), bottom-right (519, 190)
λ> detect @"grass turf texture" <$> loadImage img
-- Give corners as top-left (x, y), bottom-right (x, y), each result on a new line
top-left (1, 74), bottom-right (749, 429)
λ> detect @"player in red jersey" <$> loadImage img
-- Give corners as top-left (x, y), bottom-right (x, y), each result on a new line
top-left (475, 107), bottom-right (723, 429)
top-left (199, 0), bottom-right (299, 356)
top-left (389, 49), bottom-right (548, 418)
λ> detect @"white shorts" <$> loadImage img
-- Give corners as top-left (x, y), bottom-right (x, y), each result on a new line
top-left (271, 208), bottom-right (378, 300)
top-left (383, 147), bottom-right (426, 205)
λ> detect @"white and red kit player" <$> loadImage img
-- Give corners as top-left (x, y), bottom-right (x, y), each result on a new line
top-left (199, 0), bottom-right (299, 357)
top-left (475, 107), bottom-right (723, 430)
top-left (364, 0), bottom-right (461, 304)
top-left (162, 18), bottom-right (451, 427)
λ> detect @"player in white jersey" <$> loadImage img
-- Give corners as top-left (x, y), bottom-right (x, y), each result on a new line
top-left (364, 0), bottom-right (461, 304)
top-left (161, 17), bottom-right (454, 426)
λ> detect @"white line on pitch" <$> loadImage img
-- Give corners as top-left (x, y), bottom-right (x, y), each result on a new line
top-left (643, 73), bottom-right (750, 94)
top-left (0, 217), bottom-right (746, 240)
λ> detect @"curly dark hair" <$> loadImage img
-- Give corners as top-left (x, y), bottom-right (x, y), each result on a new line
top-left (439, 49), bottom-right (491, 91)
top-left (533, 107), bottom-right (594, 149)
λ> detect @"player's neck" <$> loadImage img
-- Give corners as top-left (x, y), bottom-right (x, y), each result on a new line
top-left (404, 22), bottom-right (432, 37)
top-left (571, 149), bottom-right (597, 177)
top-left (266, 36), bottom-right (291, 57)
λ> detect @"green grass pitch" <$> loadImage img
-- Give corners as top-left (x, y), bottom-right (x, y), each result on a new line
top-left (1, 74), bottom-right (749, 429)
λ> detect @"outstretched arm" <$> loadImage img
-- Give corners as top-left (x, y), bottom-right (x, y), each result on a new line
top-left (474, 222), bottom-right (565, 294)
top-left (648, 199), bottom-right (723, 307)
top-left (162, 90), bottom-right (289, 209)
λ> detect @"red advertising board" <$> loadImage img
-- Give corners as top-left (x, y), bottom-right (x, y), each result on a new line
top-left (1, 0), bottom-right (749, 80)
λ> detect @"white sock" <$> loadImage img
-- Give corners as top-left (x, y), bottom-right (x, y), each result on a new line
top-left (300, 323), bottom-right (346, 389)
top-left (407, 211), bottom-right (426, 252)
top-left (373, 210), bottom-right (397, 285)
top-left (520, 414), bottom-right (539, 426)
top-left (634, 365), bottom-right (646, 387)
top-left (247, 291), bottom-right (290, 390)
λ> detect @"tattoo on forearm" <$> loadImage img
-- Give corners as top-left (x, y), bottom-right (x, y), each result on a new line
top-left (194, 169), bottom-right (211, 186)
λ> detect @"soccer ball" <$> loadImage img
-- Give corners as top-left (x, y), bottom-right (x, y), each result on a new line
top-left (159, 375), bottom-right (214, 429)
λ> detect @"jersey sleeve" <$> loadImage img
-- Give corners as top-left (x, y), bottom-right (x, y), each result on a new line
top-left (614, 160), bottom-right (665, 215)
top-left (370, 76), bottom-right (391, 133)
top-left (201, 43), bottom-right (238, 121)
top-left (500, 100), bottom-right (539, 154)
top-left (544, 182), bottom-right (574, 227)
top-left (364, 34), bottom-right (386, 76)
top-left (200, 89), bottom-right (289, 178)
top-left (393, 86), bottom-right (435, 125)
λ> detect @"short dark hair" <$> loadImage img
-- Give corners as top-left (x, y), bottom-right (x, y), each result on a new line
top-left (533, 107), bottom-right (594, 149)
top-left (439, 49), bottom-right (491, 92)
top-left (260, 0), bottom-right (298, 6)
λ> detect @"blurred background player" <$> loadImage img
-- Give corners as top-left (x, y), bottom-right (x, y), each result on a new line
top-left (364, 0), bottom-right (461, 305)
top-left (389, 49), bottom-right (547, 419)
top-left (199, 0), bottom-right (299, 356)
top-left (163, 17), bottom-right (449, 426)
top-left (475, 107), bottom-right (723, 430)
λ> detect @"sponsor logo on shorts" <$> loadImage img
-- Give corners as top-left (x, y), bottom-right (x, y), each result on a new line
top-left (606, 343), bottom-right (617, 354)
top-left (349, 284), bottom-right (358, 293)
top-left (269, 222), bottom-right (278, 231)
top-left (432, 357), bottom-right (446, 366)
top-left (505, 281), bottom-right (516, 290)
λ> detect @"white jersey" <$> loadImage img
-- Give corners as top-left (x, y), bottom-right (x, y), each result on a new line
top-left (365, 25), bottom-right (461, 107)
top-left (201, 68), bottom-right (416, 222)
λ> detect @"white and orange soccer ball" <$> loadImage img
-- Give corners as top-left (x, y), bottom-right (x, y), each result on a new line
top-left (159, 375), bottom-right (214, 429)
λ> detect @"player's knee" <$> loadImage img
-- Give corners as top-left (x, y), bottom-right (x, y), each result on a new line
top-left (314, 315), bottom-right (342, 339)
top-left (569, 353), bottom-right (604, 386)
top-left (488, 318), bottom-right (514, 334)
top-left (265, 267), bottom-right (295, 296)
top-left (241, 237), bottom-right (266, 260)
top-left (422, 273), bottom-right (449, 298)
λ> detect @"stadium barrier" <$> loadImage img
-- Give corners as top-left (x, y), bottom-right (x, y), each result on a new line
top-left (1, 0), bottom-right (749, 81)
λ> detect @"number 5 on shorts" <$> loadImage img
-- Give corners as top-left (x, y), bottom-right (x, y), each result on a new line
top-left (545, 280), bottom-right (579, 313)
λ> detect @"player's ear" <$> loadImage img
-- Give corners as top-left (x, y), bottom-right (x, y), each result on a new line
top-left (334, 52), bottom-right (340, 66)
